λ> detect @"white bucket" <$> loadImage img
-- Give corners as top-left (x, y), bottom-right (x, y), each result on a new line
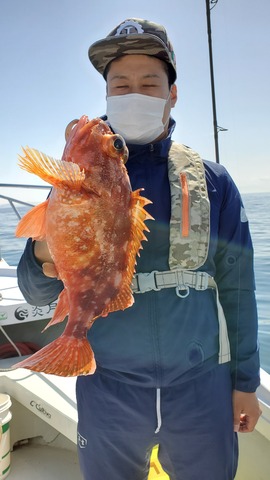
top-left (0, 394), bottom-right (12, 480)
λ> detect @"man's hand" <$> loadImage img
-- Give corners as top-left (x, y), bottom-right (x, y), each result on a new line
top-left (34, 240), bottom-right (58, 278)
top-left (34, 240), bottom-right (53, 264)
top-left (42, 262), bottom-right (58, 278)
top-left (232, 390), bottom-right (262, 433)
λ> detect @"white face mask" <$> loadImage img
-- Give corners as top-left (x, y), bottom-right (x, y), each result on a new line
top-left (106, 93), bottom-right (170, 145)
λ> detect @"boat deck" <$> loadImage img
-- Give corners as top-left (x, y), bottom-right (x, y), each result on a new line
top-left (8, 441), bottom-right (81, 479)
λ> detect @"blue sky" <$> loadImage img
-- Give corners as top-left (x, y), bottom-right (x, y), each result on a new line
top-left (0, 0), bottom-right (269, 200)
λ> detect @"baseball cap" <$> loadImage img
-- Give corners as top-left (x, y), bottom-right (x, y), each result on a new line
top-left (88, 18), bottom-right (177, 83)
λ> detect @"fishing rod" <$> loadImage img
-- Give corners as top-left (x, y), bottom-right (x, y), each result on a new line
top-left (205, 0), bottom-right (227, 164)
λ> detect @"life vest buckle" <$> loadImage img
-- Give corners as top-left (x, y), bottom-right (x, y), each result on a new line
top-left (134, 270), bottom-right (161, 294)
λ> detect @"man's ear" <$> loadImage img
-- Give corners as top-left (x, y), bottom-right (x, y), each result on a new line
top-left (170, 84), bottom-right (177, 108)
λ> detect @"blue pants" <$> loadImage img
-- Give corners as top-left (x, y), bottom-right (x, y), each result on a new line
top-left (76, 364), bottom-right (238, 480)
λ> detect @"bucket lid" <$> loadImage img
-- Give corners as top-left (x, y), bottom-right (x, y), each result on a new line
top-left (0, 394), bottom-right (12, 414)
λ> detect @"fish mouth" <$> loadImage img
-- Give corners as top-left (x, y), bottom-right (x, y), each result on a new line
top-left (65, 116), bottom-right (104, 143)
top-left (65, 118), bottom-right (80, 141)
top-left (67, 116), bottom-right (114, 142)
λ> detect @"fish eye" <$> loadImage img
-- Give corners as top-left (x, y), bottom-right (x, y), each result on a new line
top-left (113, 136), bottom-right (125, 151)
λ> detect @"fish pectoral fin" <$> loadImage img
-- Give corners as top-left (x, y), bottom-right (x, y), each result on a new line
top-left (15, 199), bottom-right (49, 240)
top-left (18, 147), bottom-right (85, 189)
top-left (42, 289), bottom-right (69, 331)
top-left (12, 334), bottom-right (96, 376)
top-left (100, 284), bottom-right (134, 317)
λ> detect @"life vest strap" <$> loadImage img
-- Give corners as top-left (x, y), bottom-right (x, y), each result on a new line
top-left (131, 269), bottom-right (216, 295)
top-left (131, 270), bottom-right (231, 363)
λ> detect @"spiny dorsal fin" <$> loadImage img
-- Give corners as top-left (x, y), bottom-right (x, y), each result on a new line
top-left (100, 189), bottom-right (153, 317)
top-left (18, 147), bottom-right (85, 189)
top-left (127, 188), bottom-right (153, 264)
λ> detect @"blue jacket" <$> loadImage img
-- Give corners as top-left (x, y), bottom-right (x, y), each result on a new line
top-left (17, 119), bottom-right (260, 392)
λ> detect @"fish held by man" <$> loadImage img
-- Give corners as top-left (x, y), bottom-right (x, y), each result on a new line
top-left (13, 115), bottom-right (153, 377)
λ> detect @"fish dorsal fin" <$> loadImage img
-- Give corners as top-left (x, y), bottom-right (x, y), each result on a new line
top-left (18, 147), bottom-right (85, 189)
top-left (100, 189), bottom-right (153, 317)
top-left (126, 188), bottom-right (153, 265)
top-left (16, 199), bottom-right (49, 240)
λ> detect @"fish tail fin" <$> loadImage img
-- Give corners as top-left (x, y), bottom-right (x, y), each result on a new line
top-left (12, 334), bottom-right (96, 377)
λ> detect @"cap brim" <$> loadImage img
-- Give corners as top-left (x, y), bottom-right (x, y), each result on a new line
top-left (88, 33), bottom-right (176, 80)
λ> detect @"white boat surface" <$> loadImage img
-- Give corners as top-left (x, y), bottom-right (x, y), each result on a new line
top-left (0, 185), bottom-right (270, 479)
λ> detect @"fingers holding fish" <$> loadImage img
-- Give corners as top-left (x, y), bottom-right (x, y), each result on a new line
top-left (42, 262), bottom-right (58, 278)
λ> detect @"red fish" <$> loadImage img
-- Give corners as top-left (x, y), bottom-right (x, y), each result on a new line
top-left (14, 116), bottom-right (152, 376)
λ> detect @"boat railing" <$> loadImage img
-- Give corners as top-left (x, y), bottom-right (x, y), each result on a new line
top-left (0, 183), bottom-right (50, 220)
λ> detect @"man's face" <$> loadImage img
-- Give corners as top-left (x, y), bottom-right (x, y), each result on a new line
top-left (106, 54), bottom-right (177, 132)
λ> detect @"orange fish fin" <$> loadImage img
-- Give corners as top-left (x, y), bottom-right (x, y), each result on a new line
top-left (128, 189), bottom-right (153, 255)
top-left (127, 187), bottom-right (153, 265)
top-left (100, 285), bottom-right (134, 317)
top-left (12, 334), bottom-right (96, 377)
top-left (18, 147), bottom-right (85, 189)
top-left (15, 199), bottom-right (49, 240)
top-left (42, 289), bottom-right (69, 332)
top-left (131, 188), bottom-right (153, 226)
top-left (100, 189), bottom-right (153, 317)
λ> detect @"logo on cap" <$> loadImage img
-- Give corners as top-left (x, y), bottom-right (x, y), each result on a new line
top-left (116, 20), bottom-right (144, 36)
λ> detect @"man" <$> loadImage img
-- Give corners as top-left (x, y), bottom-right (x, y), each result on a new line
top-left (17, 18), bottom-right (261, 480)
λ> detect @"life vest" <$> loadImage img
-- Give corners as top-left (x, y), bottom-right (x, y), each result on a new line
top-left (168, 141), bottom-right (210, 270)
top-left (132, 141), bottom-right (231, 364)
